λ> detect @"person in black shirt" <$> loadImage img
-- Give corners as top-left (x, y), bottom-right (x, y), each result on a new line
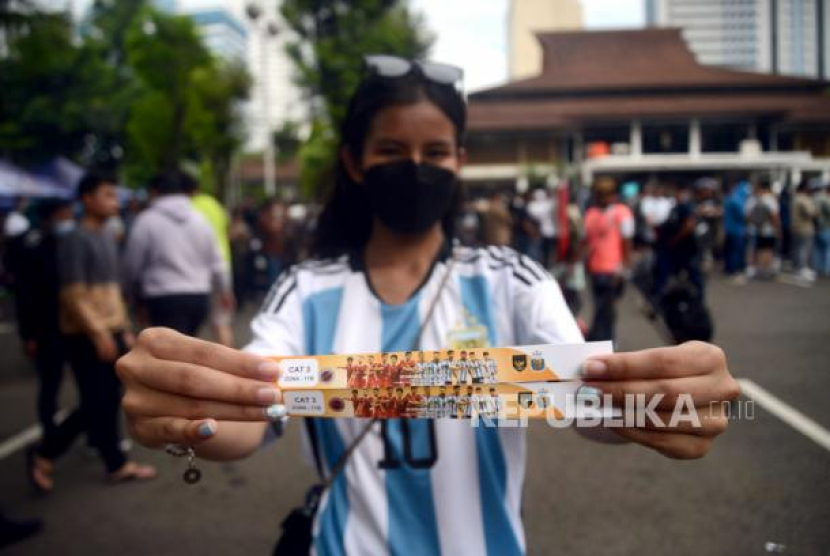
top-left (653, 184), bottom-right (705, 300)
top-left (4, 200), bottom-right (75, 470)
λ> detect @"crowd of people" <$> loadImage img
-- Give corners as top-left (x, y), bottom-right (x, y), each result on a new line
top-left (0, 170), bottom-right (321, 519)
top-left (457, 172), bottom-right (830, 343)
top-left (0, 169), bottom-right (821, 496)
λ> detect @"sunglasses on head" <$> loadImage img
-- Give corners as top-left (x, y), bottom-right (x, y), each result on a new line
top-left (363, 54), bottom-right (464, 90)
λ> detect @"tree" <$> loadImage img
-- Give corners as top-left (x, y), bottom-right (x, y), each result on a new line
top-left (124, 8), bottom-right (210, 174)
top-left (0, 11), bottom-right (100, 163)
top-left (79, 0), bottom-right (148, 169)
top-left (186, 61), bottom-right (251, 203)
top-left (0, 1), bottom-right (143, 168)
top-left (123, 8), bottom-right (251, 191)
top-left (280, 0), bottom-right (432, 197)
top-left (0, 0), bottom-right (250, 192)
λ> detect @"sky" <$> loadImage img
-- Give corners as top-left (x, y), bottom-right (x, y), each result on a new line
top-left (411, 0), bottom-right (646, 92)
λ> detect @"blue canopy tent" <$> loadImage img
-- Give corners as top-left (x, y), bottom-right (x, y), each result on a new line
top-left (0, 158), bottom-right (135, 210)
top-left (0, 159), bottom-right (72, 202)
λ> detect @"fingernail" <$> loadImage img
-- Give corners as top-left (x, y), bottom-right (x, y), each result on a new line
top-left (576, 385), bottom-right (603, 401)
top-left (265, 404), bottom-right (287, 421)
top-left (579, 360), bottom-right (608, 378)
top-left (257, 360), bottom-right (280, 379)
top-left (198, 421), bottom-right (216, 438)
top-left (256, 387), bottom-right (280, 404)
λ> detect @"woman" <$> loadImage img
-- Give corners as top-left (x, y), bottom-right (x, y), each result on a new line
top-left (117, 56), bottom-right (739, 554)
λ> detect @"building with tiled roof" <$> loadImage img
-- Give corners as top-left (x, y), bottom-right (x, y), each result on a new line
top-left (463, 28), bottom-right (830, 189)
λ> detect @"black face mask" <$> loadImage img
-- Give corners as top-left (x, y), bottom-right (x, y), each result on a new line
top-left (363, 160), bottom-right (457, 235)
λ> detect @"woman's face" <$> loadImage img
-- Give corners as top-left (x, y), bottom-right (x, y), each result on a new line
top-left (344, 100), bottom-right (466, 182)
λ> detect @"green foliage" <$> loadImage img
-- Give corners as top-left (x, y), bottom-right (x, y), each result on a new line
top-left (0, 0), bottom-right (250, 195)
top-left (297, 119), bottom-right (338, 200)
top-left (0, 11), bottom-right (95, 162)
top-left (123, 8), bottom-right (209, 177)
top-left (186, 61), bottom-right (251, 201)
top-left (273, 120), bottom-right (302, 163)
top-left (280, 0), bottom-right (432, 197)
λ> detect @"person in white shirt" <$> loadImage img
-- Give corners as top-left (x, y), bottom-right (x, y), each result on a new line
top-left (483, 351), bottom-right (498, 383)
top-left (4, 198), bottom-right (30, 238)
top-left (526, 188), bottom-right (558, 268)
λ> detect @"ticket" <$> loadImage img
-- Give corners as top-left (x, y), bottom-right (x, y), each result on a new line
top-left (281, 381), bottom-right (619, 421)
top-left (271, 341), bottom-right (612, 391)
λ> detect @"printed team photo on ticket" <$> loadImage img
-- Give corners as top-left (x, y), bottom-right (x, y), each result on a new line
top-left (281, 381), bottom-right (619, 421)
top-left (272, 341), bottom-right (613, 390)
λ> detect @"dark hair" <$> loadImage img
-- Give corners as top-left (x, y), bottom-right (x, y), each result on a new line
top-left (149, 170), bottom-right (197, 195)
top-left (756, 175), bottom-right (772, 191)
top-left (36, 198), bottom-right (72, 221)
top-left (77, 172), bottom-right (116, 199)
top-left (313, 69), bottom-right (467, 258)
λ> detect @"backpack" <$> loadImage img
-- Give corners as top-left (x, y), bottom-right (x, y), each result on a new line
top-left (748, 197), bottom-right (773, 229)
top-left (658, 277), bottom-right (714, 344)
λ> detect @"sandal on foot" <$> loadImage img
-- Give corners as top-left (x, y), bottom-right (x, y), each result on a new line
top-left (25, 448), bottom-right (54, 494)
top-left (108, 462), bottom-right (158, 484)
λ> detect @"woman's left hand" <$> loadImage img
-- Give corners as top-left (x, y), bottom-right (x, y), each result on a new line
top-left (579, 341), bottom-right (741, 459)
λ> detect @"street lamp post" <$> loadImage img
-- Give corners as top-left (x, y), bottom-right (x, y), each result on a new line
top-left (246, 3), bottom-right (278, 197)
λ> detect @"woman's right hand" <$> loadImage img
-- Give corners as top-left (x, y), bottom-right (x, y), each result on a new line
top-left (116, 327), bottom-right (282, 448)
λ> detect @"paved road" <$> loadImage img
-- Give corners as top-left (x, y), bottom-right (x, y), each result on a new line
top-left (1, 277), bottom-right (829, 556)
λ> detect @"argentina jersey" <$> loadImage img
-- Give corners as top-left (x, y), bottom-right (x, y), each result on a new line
top-left (245, 244), bottom-right (583, 556)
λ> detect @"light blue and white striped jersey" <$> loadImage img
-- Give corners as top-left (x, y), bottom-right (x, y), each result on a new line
top-left (245, 244), bottom-right (582, 556)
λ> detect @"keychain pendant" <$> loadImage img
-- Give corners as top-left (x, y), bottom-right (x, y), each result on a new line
top-left (183, 451), bottom-right (201, 484)
top-left (166, 444), bottom-right (202, 485)
top-left (183, 466), bottom-right (201, 484)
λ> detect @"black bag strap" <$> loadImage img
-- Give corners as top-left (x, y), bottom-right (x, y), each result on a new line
top-left (304, 419), bottom-right (324, 479)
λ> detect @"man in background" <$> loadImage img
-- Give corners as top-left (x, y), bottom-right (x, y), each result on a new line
top-left (653, 183), bottom-right (704, 299)
top-left (723, 179), bottom-right (751, 281)
top-left (745, 177), bottom-right (780, 280)
top-left (4, 199), bottom-right (75, 492)
top-left (526, 188), bottom-right (557, 268)
top-left (31, 172), bottom-right (156, 488)
top-left (122, 171), bottom-right (232, 337)
top-left (582, 176), bottom-right (634, 342)
top-left (790, 179), bottom-right (817, 282)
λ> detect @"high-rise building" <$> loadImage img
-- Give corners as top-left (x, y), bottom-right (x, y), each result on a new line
top-left (241, 1), bottom-right (305, 152)
top-left (176, 0), bottom-right (306, 151)
top-left (185, 8), bottom-right (248, 63)
top-left (646, 0), bottom-right (830, 79)
top-left (509, 0), bottom-right (583, 80)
